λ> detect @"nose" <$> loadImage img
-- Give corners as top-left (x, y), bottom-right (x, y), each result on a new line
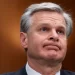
top-left (48, 30), bottom-right (59, 42)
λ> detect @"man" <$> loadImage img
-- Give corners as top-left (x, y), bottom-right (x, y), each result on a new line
top-left (1, 2), bottom-right (75, 75)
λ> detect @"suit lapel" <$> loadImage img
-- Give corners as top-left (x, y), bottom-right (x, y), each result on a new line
top-left (60, 70), bottom-right (71, 75)
top-left (61, 70), bottom-right (66, 75)
top-left (17, 66), bottom-right (27, 75)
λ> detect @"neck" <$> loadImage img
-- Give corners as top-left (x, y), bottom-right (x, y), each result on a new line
top-left (27, 57), bottom-right (62, 75)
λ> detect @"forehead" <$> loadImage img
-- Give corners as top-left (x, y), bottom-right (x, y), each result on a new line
top-left (31, 11), bottom-right (66, 26)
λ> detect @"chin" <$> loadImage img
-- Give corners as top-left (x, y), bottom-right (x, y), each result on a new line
top-left (44, 50), bottom-right (66, 61)
top-left (43, 53), bottom-right (65, 63)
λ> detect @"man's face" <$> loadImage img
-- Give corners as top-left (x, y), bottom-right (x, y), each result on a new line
top-left (22, 11), bottom-right (67, 63)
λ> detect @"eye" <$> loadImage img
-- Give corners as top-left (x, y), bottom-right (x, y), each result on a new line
top-left (57, 30), bottom-right (65, 35)
top-left (40, 27), bottom-right (49, 32)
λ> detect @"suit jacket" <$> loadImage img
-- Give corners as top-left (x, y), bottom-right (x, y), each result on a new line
top-left (0, 66), bottom-right (75, 75)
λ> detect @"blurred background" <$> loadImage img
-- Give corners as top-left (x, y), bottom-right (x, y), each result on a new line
top-left (0, 0), bottom-right (75, 73)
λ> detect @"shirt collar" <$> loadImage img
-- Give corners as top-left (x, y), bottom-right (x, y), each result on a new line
top-left (26, 62), bottom-right (60, 75)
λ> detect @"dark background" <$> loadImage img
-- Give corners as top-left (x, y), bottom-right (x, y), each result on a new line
top-left (0, 0), bottom-right (75, 73)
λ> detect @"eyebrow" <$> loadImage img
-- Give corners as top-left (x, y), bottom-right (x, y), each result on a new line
top-left (57, 26), bottom-right (66, 31)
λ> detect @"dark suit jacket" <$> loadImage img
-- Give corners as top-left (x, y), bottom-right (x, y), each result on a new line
top-left (0, 66), bottom-right (75, 75)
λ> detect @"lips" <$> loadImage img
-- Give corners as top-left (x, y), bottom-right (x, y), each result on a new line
top-left (43, 43), bottom-right (61, 51)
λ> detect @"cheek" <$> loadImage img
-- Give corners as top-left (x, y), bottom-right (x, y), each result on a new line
top-left (27, 34), bottom-right (43, 51)
top-left (27, 34), bottom-right (46, 58)
top-left (60, 38), bottom-right (67, 52)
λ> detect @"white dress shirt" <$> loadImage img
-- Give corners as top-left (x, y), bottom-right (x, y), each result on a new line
top-left (26, 62), bottom-right (60, 75)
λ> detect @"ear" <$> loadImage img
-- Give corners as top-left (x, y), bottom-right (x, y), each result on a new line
top-left (20, 32), bottom-right (28, 48)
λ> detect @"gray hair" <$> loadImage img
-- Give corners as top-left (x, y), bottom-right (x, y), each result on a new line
top-left (20, 2), bottom-right (73, 37)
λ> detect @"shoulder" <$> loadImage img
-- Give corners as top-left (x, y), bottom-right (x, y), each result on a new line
top-left (61, 70), bottom-right (75, 75)
top-left (0, 66), bottom-right (27, 75)
top-left (0, 72), bottom-right (17, 75)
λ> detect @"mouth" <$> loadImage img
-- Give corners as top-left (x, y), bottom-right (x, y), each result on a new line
top-left (43, 43), bottom-right (61, 51)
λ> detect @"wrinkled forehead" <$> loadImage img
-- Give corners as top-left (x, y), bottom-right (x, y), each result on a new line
top-left (31, 11), bottom-right (66, 26)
